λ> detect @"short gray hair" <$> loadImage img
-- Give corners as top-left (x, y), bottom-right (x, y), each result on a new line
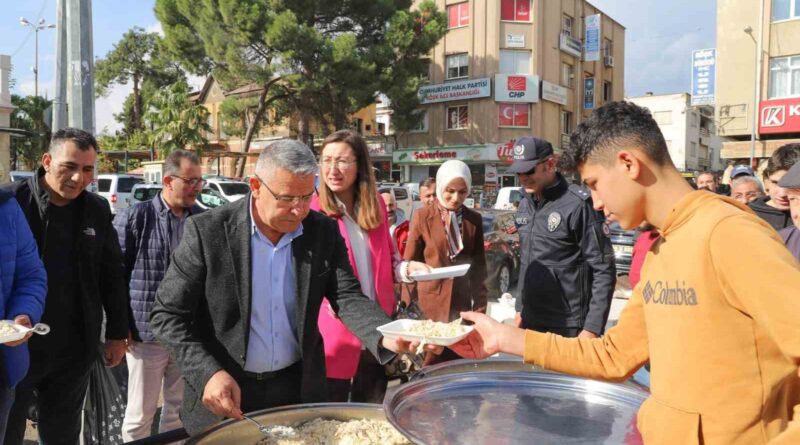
top-left (731, 175), bottom-right (765, 193)
top-left (255, 139), bottom-right (318, 179)
top-left (164, 149), bottom-right (200, 177)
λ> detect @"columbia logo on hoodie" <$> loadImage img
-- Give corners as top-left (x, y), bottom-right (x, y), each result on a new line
top-left (642, 280), bottom-right (698, 306)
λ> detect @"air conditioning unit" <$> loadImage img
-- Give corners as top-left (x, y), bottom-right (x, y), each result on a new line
top-left (604, 55), bottom-right (614, 67)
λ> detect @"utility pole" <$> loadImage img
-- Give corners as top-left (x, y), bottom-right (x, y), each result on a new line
top-left (54, 0), bottom-right (95, 133)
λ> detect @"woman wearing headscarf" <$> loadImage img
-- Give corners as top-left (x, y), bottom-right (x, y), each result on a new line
top-left (311, 129), bottom-right (429, 403)
top-left (403, 160), bottom-right (488, 364)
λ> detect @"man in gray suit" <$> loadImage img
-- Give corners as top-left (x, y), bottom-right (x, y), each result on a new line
top-left (151, 139), bottom-right (427, 433)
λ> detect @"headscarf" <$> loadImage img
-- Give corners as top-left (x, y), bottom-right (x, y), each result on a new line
top-left (435, 160), bottom-right (472, 260)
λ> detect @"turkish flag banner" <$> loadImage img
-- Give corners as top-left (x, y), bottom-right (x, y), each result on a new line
top-left (499, 103), bottom-right (515, 126)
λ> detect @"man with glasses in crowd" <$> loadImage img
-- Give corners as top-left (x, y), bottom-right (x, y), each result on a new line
top-left (1, 128), bottom-right (129, 445)
top-left (151, 139), bottom-right (432, 434)
top-left (113, 150), bottom-right (205, 441)
top-left (508, 137), bottom-right (616, 339)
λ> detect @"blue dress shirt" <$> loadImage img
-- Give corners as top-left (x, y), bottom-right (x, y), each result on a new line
top-left (244, 202), bottom-right (302, 372)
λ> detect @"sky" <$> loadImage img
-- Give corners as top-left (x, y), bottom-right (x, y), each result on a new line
top-left (0, 0), bottom-right (717, 135)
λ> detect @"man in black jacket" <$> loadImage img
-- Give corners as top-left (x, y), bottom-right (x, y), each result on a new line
top-left (508, 137), bottom-right (616, 338)
top-left (1, 128), bottom-right (129, 445)
top-left (749, 143), bottom-right (800, 231)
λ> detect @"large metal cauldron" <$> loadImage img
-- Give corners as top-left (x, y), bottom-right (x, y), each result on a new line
top-left (386, 365), bottom-right (649, 444)
top-left (185, 403), bottom-right (390, 444)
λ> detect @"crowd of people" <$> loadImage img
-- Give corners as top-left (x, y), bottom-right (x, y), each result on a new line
top-left (0, 99), bottom-right (797, 445)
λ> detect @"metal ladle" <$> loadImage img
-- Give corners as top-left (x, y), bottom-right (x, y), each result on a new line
top-left (242, 414), bottom-right (297, 441)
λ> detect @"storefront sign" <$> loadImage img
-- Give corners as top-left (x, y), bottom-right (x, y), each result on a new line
top-left (485, 164), bottom-right (498, 183)
top-left (506, 33), bottom-right (525, 48)
top-left (541, 80), bottom-right (568, 105)
top-left (584, 77), bottom-right (595, 109)
top-left (496, 140), bottom-right (517, 164)
top-left (759, 97), bottom-right (800, 134)
top-left (393, 145), bottom-right (499, 164)
top-left (418, 78), bottom-right (491, 104)
top-left (560, 33), bottom-right (582, 58)
top-left (494, 74), bottom-right (539, 103)
top-left (691, 48), bottom-right (716, 106)
top-left (584, 15), bottom-right (601, 62)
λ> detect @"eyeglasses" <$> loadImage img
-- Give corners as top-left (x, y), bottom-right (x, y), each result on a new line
top-left (319, 157), bottom-right (357, 171)
top-left (254, 173), bottom-right (315, 206)
top-left (171, 176), bottom-right (205, 188)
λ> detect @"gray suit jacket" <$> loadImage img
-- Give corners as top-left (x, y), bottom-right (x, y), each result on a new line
top-left (150, 195), bottom-right (392, 433)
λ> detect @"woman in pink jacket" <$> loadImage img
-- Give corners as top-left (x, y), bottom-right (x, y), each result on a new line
top-left (312, 129), bottom-right (428, 403)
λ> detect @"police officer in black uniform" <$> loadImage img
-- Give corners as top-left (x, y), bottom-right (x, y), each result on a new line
top-left (508, 137), bottom-right (616, 338)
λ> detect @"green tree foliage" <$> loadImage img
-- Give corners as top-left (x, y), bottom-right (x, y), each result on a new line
top-left (10, 95), bottom-right (52, 170)
top-left (145, 82), bottom-right (211, 159)
top-left (95, 27), bottom-right (186, 135)
top-left (156, 0), bottom-right (445, 175)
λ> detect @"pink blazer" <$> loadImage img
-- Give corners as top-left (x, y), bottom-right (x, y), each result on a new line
top-left (310, 194), bottom-right (397, 379)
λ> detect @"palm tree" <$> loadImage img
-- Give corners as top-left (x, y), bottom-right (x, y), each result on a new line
top-left (146, 82), bottom-right (211, 159)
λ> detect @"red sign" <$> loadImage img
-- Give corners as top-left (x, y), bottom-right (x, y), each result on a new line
top-left (759, 98), bottom-right (800, 134)
top-left (501, 0), bottom-right (532, 21)
top-left (497, 139), bottom-right (517, 164)
top-left (507, 76), bottom-right (526, 91)
top-left (448, 2), bottom-right (470, 28)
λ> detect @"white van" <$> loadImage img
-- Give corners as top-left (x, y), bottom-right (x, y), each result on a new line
top-left (96, 174), bottom-right (145, 214)
top-left (493, 187), bottom-right (524, 210)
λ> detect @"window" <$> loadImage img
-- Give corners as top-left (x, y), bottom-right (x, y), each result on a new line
top-left (410, 110), bottom-right (429, 132)
top-left (561, 62), bottom-right (574, 88)
top-left (560, 110), bottom-right (572, 135)
top-left (393, 187), bottom-right (409, 201)
top-left (689, 142), bottom-right (697, 157)
top-left (604, 39), bottom-right (613, 58)
top-left (446, 105), bottom-right (469, 129)
top-left (448, 2), bottom-right (470, 28)
top-left (498, 103), bottom-right (530, 127)
top-left (768, 55), bottom-right (800, 98)
top-left (690, 113), bottom-right (698, 128)
top-left (501, 0), bottom-right (532, 21)
top-left (446, 53), bottom-right (469, 79)
top-left (562, 14), bottom-right (574, 37)
top-left (603, 81), bottom-right (612, 102)
top-left (118, 177), bottom-right (143, 193)
top-left (97, 179), bottom-right (112, 193)
top-left (653, 111), bottom-right (672, 125)
top-left (772, 0), bottom-right (800, 21)
top-left (499, 50), bottom-right (531, 74)
top-left (420, 58), bottom-right (431, 82)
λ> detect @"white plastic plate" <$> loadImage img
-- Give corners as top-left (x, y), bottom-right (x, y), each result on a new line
top-left (409, 264), bottom-right (471, 281)
top-left (0, 322), bottom-right (50, 344)
top-left (377, 319), bottom-right (474, 347)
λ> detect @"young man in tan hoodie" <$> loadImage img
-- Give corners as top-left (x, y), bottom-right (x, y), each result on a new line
top-left (451, 101), bottom-right (800, 445)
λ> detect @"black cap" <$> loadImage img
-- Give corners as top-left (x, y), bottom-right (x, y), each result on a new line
top-left (506, 137), bottom-right (554, 174)
top-left (777, 162), bottom-right (800, 189)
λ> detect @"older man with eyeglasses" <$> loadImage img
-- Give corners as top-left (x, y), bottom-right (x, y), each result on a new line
top-left (151, 139), bottom-right (431, 434)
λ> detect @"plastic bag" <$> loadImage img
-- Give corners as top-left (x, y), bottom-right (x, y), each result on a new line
top-left (82, 354), bottom-right (127, 445)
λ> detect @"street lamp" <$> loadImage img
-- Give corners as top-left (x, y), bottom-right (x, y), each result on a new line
top-left (743, 1), bottom-right (765, 169)
top-left (19, 17), bottom-right (56, 97)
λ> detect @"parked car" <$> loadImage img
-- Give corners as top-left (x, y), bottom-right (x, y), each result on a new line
top-left (493, 186), bottom-right (524, 210)
top-left (96, 174), bottom-right (145, 214)
top-left (476, 209), bottom-right (521, 296)
top-left (377, 185), bottom-right (414, 219)
top-left (204, 177), bottom-right (250, 202)
top-left (129, 183), bottom-right (230, 210)
top-left (9, 171), bottom-right (35, 183)
top-left (607, 222), bottom-right (639, 275)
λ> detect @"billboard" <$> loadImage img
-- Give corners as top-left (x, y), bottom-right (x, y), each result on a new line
top-left (759, 97), bottom-right (800, 134)
top-left (691, 48), bottom-right (716, 106)
top-left (418, 78), bottom-right (491, 104)
top-left (494, 74), bottom-right (540, 103)
top-left (584, 14), bottom-right (601, 62)
top-left (584, 77), bottom-right (595, 109)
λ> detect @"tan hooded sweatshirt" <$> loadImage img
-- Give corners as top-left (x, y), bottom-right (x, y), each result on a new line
top-left (524, 191), bottom-right (800, 444)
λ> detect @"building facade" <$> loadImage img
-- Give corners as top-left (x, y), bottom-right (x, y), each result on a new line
top-left (715, 0), bottom-right (800, 167)
top-left (0, 55), bottom-right (12, 183)
top-left (392, 0), bottom-right (625, 202)
top-left (628, 93), bottom-right (724, 173)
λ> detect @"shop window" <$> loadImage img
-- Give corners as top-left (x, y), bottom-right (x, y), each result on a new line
top-left (447, 105), bottom-right (469, 130)
top-left (448, 2), bottom-right (470, 28)
top-left (498, 103), bottom-right (530, 127)
top-left (501, 0), bottom-right (532, 22)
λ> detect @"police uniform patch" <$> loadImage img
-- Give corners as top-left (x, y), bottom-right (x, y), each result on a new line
top-left (515, 216), bottom-right (529, 226)
top-left (602, 223), bottom-right (611, 236)
top-left (547, 212), bottom-right (562, 232)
